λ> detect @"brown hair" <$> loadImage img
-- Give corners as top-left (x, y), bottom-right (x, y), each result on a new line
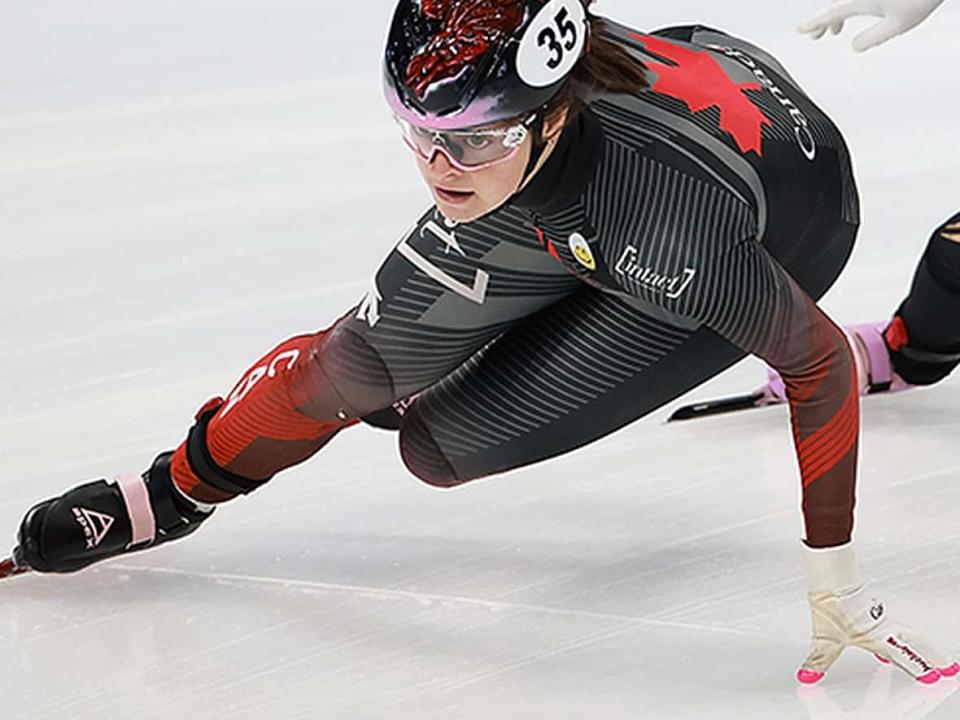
top-left (544, 2), bottom-right (650, 125)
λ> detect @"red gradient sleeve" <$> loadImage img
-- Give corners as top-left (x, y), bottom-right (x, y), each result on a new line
top-left (170, 331), bottom-right (356, 503)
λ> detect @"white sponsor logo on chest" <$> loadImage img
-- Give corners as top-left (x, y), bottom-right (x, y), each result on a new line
top-left (615, 246), bottom-right (697, 299)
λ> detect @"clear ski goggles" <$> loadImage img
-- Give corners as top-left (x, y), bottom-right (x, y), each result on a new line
top-left (393, 113), bottom-right (537, 171)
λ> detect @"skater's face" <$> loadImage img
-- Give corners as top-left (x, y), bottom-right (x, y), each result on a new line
top-left (404, 110), bottom-right (568, 223)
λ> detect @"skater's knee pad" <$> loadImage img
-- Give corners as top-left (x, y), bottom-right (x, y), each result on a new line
top-left (893, 214), bottom-right (960, 386)
top-left (888, 337), bottom-right (960, 386)
top-left (888, 288), bottom-right (960, 386)
top-left (398, 407), bottom-right (463, 489)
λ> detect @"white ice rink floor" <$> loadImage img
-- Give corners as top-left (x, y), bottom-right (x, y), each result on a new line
top-left (2, 2), bottom-right (958, 718)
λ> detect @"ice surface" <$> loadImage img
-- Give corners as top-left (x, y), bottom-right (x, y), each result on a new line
top-left (1, 1), bottom-right (958, 718)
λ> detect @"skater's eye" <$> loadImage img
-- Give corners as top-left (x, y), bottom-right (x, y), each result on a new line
top-left (464, 135), bottom-right (493, 150)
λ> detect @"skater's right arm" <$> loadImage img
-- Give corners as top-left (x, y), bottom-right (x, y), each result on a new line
top-left (683, 237), bottom-right (860, 550)
top-left (674, 239), bottom-right (960, 686)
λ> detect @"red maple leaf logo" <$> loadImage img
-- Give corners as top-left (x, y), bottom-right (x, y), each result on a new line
top-left (630, 33), bottom-right (772, 156)
top-left (405, 0), bottom-right (526, 99)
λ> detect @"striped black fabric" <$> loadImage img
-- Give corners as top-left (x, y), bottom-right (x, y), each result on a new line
top-left (333, 25), bottom-right (862, 545)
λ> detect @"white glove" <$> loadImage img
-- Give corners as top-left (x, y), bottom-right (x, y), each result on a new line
top-left (799, 543), bottom-right (958, 684)
top-left (798, 0), bottom-right (947, 52)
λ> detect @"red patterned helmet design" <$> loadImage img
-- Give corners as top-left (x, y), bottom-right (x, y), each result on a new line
top-left (404, 0), bottom-right (526, 99)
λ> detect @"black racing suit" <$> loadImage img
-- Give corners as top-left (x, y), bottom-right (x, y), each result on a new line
top-left (172, 24), bottom-right (862, 548)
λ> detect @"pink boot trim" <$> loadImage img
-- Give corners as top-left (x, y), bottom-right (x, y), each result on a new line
top-left (847, 323), bottom-right (916, 394)
top-left (846, 324), bottom-right (893, 390)
top-left (797, 669), bottom-right (824, 685)
top-left (761, 366), bottom-right (788, 404)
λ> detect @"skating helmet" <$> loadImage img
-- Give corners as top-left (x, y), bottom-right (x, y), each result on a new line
top-left (383, 0), bottom-right (590, 130)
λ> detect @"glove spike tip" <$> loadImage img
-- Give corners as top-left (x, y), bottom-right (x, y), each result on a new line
top-left (916, 670), bottom-right (942, 685)
top-left (797, 669), bottom-right (825, 685)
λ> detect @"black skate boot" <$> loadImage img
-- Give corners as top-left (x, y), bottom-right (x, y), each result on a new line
top-left (15, 452), bottom-right (213, 574)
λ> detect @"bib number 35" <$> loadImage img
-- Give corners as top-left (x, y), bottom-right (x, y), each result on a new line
top-left (517, 0), bottom-right (587, 88)
top-left (538, 8), bottom-right (579, 69)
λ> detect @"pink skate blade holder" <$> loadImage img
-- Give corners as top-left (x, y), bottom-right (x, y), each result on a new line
top-left (846, 324), bottom-right (894, 389)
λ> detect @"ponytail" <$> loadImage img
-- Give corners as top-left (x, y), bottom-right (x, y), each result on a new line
top-left (545, 2), bottom-right (650, 123)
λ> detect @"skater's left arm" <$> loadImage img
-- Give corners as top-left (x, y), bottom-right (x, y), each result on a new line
top-left (684, 238), bottom-right (859, 549)
top-left (684, 239), bottom-right (958, 684)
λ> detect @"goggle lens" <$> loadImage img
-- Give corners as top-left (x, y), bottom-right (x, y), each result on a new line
top-left (394, 115), bottom-right (533, 170)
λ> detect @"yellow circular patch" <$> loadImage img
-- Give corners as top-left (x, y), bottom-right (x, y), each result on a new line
top-left (569, 233), bottom-right (596, 271)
